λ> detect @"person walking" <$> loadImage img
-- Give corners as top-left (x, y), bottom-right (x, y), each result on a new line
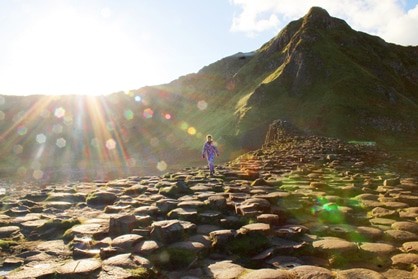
top-left (202, 135), bottom-right (220, 176)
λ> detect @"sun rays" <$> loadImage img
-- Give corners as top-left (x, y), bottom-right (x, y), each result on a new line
top-left (0, 91), bottom-right (211, 183)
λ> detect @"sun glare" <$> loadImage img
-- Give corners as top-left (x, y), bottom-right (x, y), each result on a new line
top-left (2, 6), bottom-right (151, 96)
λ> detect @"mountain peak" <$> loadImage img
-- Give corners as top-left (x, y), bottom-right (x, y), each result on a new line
top-left (306, 6), bottom-right (331, 19)
top-left (302, 6), bottom-right (349, 30)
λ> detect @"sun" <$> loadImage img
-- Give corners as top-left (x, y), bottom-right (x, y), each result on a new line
top-left (2, 6), bottom-right (150, 96)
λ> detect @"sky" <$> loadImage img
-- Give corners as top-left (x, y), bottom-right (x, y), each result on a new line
top-left (0, 0), bottom-right (417, 96)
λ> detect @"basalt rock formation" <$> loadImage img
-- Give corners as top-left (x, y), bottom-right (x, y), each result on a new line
top-left (1, 123), bottom-right (417, 278)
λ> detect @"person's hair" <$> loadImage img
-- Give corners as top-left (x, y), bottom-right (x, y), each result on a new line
top-left (206, 134), bottom-right (212, 140)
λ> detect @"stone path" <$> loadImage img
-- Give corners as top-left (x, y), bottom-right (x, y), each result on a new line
top-left (0, 131), bottom-right (418, 278)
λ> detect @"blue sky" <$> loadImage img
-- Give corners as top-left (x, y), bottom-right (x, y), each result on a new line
top-left (0, 0), bottom-right (417, 96)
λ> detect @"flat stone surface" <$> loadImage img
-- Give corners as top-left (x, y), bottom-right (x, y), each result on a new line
top-left (402, 241), bottom-right (418, 253)
top-left (335, 268), bottom-right (386, 279)
top-left (240, 268), bottom-right (294, 279)
top-left (102, 253), bottom-right (152, 268)
top-left (57, 258), bottom-right (102, 275)
top-left (384, 230), bottom-right (418, 242)
top-left (359, 242), bottom-right (397, 255)
top-left (0, 226), bottom-right (20, 238)
top-left (291, 265), bottom-right (334, 279)
top-left (312, 237), bottom-right (358, 253)
top-left (391, 253), bottom-right (418, 269)
top-left (111, 234), bottom-right (143, 251)
top-left (5, 262), bottom-right (60, 279)
top-left (391, 221), bottom-right (418, 233)
top-left (206, 261), bottom-right (246, 279)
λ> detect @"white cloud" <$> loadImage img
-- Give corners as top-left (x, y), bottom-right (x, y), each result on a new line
top-left (230, 0), bottom-right (418, 46)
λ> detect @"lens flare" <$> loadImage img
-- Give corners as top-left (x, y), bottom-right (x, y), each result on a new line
top-left (124, 109), bottom-right (134, 120)
top-left (56, 138), bottom-right (66, 148)
top-left (54, 107), bottom-right (66, 118)
top-left (157, 161), bottom-right (167, 172)
top-left (106, 138), bottom-right (117, 150)
top-left (164, 113), bottom-right (172, 120)
top-left (197, 100), bottom-right (208, 110)
top-left (36, 133), bottom-right (47, 144)
top-left (17, 126), bottom-right (28, 136)
top-left (135, 96), bottom-right (142, 102)
top-left (180, 121), bottom-right (189, 130)
top-left (143, 108), bottom-right (154, 119)
top-left (187, 127), bottom-right (197, 135)
top-left (33, 169), bottom-right (44, 180)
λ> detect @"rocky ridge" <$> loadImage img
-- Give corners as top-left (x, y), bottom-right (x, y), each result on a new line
top-left (1, 121), bottom-right (418, 278)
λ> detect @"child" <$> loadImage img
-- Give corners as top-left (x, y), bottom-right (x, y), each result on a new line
top-left (202, 135), bottom-right (220, 176)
